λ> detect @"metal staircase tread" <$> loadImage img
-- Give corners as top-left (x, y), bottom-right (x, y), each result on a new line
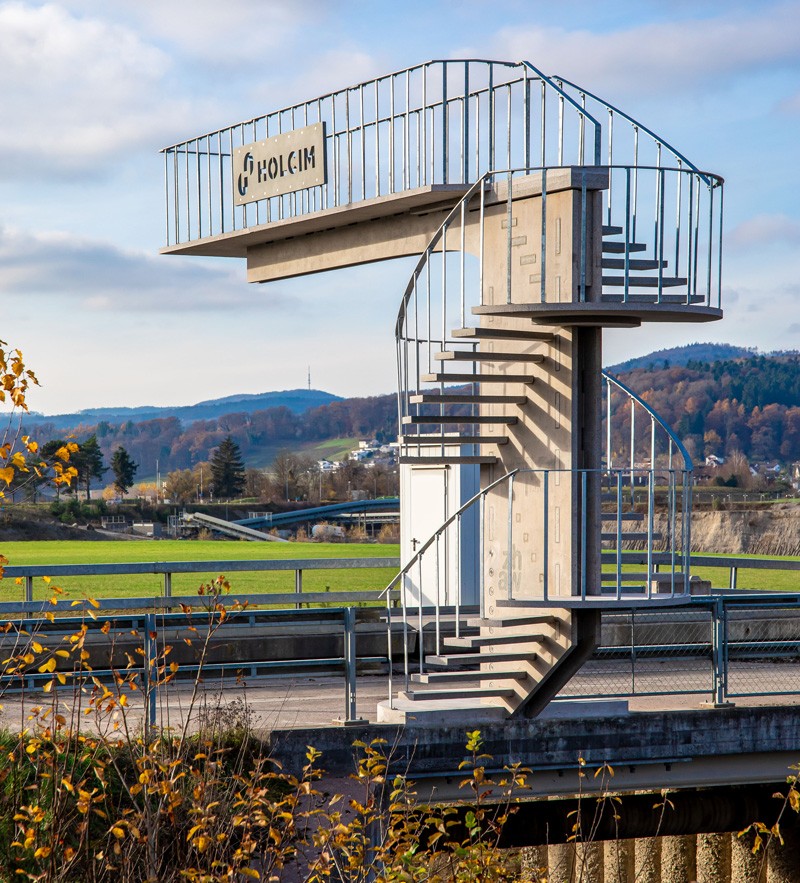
top-left (421, 373), bottom-right (536, 384)
top-left (398, 455), bottom-right (496, 466)
top-left (600, 512), bottom-right (645, 521)
top-left (450, 327), bottom-right (554, 341)
top-left (602, 225), bottom-right (624, 235)
top-left (426, 650), bottom-right (539, 667)
top-left (435, 350), bottom-right (546, 363)
top-left (402, 415), bottom-right (517, 425)
top-left (409, 393), bottom-right (527, 404)
top-left (601, 258), bottom-right (666, 271)
top-left (399, 686), bottom-right (517, 701)
top-left (400, 434), bottom-right (509, 445)
top-left (602, 241), bottom-right (647, 253)
top-left (602, 275), bottom-right (687, 288)
top-left (444, 631), bottom-right (547, 648)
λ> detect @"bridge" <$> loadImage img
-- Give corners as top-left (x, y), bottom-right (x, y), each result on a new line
top-left (154, 58), bottom-right (800, 878)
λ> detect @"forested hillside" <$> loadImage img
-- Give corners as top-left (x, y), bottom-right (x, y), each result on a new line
top-left (22, 394), bottom-right (397, 478)
top-left (17, 349), bottom-right (800, 482)
top-left (606, 354), bottom-right (800, 464)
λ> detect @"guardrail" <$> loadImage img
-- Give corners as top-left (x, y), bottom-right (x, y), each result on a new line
top-left (0, 605), bottom-right (383, 727)
top-left (0, 557), bottom-right (401, 613)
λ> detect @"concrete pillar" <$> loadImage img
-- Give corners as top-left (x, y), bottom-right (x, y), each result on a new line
top-left (604, 839), bottom-right (634, 883)
top-left (575, 841), bottom-right (604, 882)
top-left (695, 832), bottom-right (731, 883)
top-left (661, 834), bottom-right (695, 883)
top-left (730, 831), bottom-right (766, 883)
top-left (548, 842), bottom-right (576, 883)
top-left (519, 845), bottom-right (548, 881)
top-left (634, 836), bottom-right (661, 883)
top-left (766, 823), bottom-right (800, 883)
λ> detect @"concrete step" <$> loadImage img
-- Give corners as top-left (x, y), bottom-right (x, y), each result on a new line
top-left (602, 275), bottom-right (687, 288)
top-left (399, 685), bottom-right (517, 701)
top-left (444, 631), bottom-right (546, 649)
top-left (409, 393), bottom-right (527, 405)
top-left (467, 614), bottom-right (556, 628)
top-left (400, 434), bottom-right (509, 445)
top-left (402, 415), bottom-right (517, 425)
top-left (450, 327), bottom-right (554, 342)
top-left (410, 668), bottom-right (527, 684)
top-left (421, 372), bottom-right (536, 384)
top-left (435, 350), bottom-right (546, 363)
top-left (399, 455), bottom-right (498, 465)
top-left (600, 512), bottom-right (645, 521)
top-left (602, 241), bottom-right (647, 254)
top-left (426, 650), bottom-right (538, 668)
top-left (601, 293), bottom-right (705, 304)
top-left (601, 258), bottom-right (665, 271)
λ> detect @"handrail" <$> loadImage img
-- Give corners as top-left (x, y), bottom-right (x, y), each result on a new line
top-left (551, 74), bottom-right (711, 184)
top-left (602, 369), bottom-right (693, 471)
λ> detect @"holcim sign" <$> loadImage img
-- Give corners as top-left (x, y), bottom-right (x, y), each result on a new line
top-left (234, 122), bottom-right (326, 205)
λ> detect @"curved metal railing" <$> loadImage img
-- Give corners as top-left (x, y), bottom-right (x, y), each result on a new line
top-left (396, 164), bottom-right (723, 449)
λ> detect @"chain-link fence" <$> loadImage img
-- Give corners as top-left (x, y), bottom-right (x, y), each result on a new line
top-left (558, 598), bottom-right (800, 704)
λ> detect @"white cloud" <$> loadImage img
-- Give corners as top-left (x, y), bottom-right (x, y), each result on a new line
top-left (486, 2), bottom-right (800, 96)
top-left (0, 2), bottom-right (196, 173)
top-left (0, 224), bottom-right (301, 312)
top-left (727, 214), bottom-right (800, 249)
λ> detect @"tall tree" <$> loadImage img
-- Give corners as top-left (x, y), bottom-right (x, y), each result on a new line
top-left (73, 435), bottom-right (107, 501)
top-left (210, 436), bottom-right (246, 500)
top-left (110, 446), bottom-right (138, 497)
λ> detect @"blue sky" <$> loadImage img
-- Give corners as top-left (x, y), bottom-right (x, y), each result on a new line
top-left (1, 0), bottom-right (798, 413)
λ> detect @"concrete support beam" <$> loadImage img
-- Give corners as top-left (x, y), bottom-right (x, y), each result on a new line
top-left (730, 831), bottom-right (766, 882)
top-left (604, 839), bottom-right (634, 883)
top-left (695, 832), bottom-right (731, 883)
top-left (548, 842), bottom-right (576, 883)
top-left (634, 836), bottom-right (661, 883)
top-left (661, 834), bottom-right (696, 883)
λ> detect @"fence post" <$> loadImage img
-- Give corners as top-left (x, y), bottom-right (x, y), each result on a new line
top-left (24, 576), bottom-right (33, 604)
top-left (163, 571), bottom-right (172, 598)
top-left (295, 569), bottom-right (303, 609)
top-left (340, 607), bottom-right (366, 726)
top-left (708, 598), bottom-right (733, 708)
top-left (143, 613), bottom-right (158, 737)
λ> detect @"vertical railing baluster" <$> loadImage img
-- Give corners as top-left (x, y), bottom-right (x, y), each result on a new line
top-left (506, 473), bottom-right (515, 600)
top-left (543, 471), bottom-right (549, 600)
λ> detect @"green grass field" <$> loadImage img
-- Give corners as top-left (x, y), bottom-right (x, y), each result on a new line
top-left (0, 540), bottom-right (400, 603)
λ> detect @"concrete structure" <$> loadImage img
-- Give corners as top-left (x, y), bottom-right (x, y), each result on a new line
top-left (162, 60), bottom-right (724, 723)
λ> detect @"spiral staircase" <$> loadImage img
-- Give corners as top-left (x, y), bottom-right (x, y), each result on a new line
top-left (159, 59), bottom-right (724, 724)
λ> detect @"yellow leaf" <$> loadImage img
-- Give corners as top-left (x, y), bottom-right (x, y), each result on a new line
top-left (37, 658), bottom-right (56, 674)
top-left (0, 466), bottom-right (14, 486)
top-left (42, 679), bottom-right (53, 693)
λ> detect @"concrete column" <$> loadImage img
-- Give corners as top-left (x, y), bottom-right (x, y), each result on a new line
top-left (604, 839), bottom-right (634, 883)
top-left (575, 841), bottom-right (604, 882)
top-left (766, 823), bottom-right (800, 883)
top-left (661, 834), bottom-right (696, 883)
top-left (695, 832), bottom-right (731, 883)
top-left (634, 836), bottom-right (661, 883)
top-left (519, 845), bottom-right (548, 881)
top-left (730, 831), bottom-right (766, 883)
top-left (547, 842), bottom-right (575, 883)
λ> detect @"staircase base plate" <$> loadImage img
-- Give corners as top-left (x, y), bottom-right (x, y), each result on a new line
top-left (377, 699), bottom-right (507, 726)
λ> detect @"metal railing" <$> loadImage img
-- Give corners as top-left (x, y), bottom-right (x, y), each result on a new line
top-left (0, 605), bottom-right (381, 727)
top-left (162, 58), bottom-right (724, 256)
top-left (0, 557), bottom-right (400, 614)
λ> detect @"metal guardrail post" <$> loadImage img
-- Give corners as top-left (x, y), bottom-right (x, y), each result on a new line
top-left (25, 576), bottom-right (33, 604)
top-left (295, 569), bottom-right (303, 609)
top-left (341, 607), bottom-right (366, 726)
top-left (164, 572), bottom-right (172, 598)
top-left (143, 613), bottom-right (158, 737)
top-left (709, 598), bottom-right (733, 708)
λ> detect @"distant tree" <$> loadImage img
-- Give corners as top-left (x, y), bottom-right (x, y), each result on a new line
top-left (210, 436), bottom-right (246, 500)
top-left (110, 446), bottom-right (138, 497)
top-left (72, 435), bottom-right (107, 501)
